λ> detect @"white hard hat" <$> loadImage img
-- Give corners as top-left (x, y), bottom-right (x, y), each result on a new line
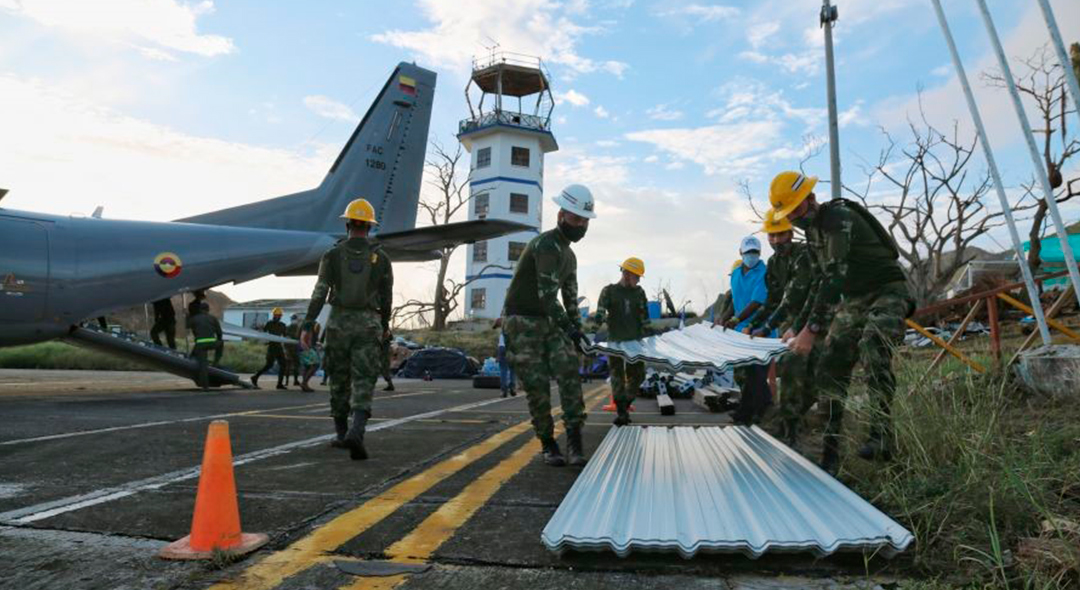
top-left (740, 235), bottom-right (762, 254)
top-left (552, 184), bottom-right (597, 219)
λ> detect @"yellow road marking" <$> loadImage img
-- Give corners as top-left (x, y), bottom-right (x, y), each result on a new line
top-left (212, 386), bottom-right (605, 590)
top-left (338, 387), bottom-right (609, 590)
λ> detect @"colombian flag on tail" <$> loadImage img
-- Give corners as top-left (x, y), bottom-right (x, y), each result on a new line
top-left (398, 75), bottom-right (416, 96)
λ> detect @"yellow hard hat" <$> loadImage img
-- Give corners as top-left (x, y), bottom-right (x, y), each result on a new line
top-left (340, 198), bottom-right (378, 224)
top-left (272, 307), bottom-right (283, 315)
top-left (730, 259), bottom-right (742, 272)
top-left (769, 171), bottom-right (818, 220)
top-left (620, 257), bottom-right (645, 277)
top-left (762, 208), bottom-right (793, 234)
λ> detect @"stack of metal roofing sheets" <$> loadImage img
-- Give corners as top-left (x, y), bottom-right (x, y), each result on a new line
top-left (541, 426), bottom-right (913, 559)
top-left (586, 323), bottom-right (788, 373)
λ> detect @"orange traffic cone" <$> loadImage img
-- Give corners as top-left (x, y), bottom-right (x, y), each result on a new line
top-left (601, 395), bottom-right (634, 412)
top-left (159, 420), bottom-right (268, 560)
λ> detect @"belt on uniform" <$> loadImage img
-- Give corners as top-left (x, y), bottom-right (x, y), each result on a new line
top-left (195, 337), bottom-right (218, 344)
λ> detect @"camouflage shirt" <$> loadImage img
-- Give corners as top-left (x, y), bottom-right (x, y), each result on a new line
top-left (502, 227), bottom-right (581, 333)
top-left (795, 199), bottom-right (907, 329)
top-left (187, 312), bottom-right (222, 341)
top-left (595, 283), bottom-right (652, 342)
top-left (305, 236), bottom-right (394, 331)
top-left (747, 241), bottom-right (815, 332)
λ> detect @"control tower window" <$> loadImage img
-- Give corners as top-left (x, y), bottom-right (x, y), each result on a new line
top-left (474, 193), bottom-right (490, 217)
top-left (509, 193), bottom-right (529, 214)
top-left (477, 147), bottom-right (491, 168)
top-left (473, 241), bottom-right (488, 263)
top-left (471, 288), bottom-right (487, 310)
top-left (508, 242), bottom-right (526, 262)
top-left (511, 146), bottom-right (530, 167)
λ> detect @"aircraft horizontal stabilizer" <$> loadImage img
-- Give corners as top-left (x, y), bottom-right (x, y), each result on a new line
top-left (221, 321), bottom-right (298, 345)
top-left (275, 219), bottom-right (536, 275)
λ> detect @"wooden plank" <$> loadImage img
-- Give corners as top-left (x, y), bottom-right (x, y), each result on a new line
top-left (656, 394), bottom-right (675, 416)
top-left (919, 299), bottom-right (985, 387)
top-left (1008, 287), bottom-right (1076, 366)
top-left (996, 292), bottom-right (1080, 342)
top-left (905, 319), bottom-right (985, 373)
top-left (987, 296), bottom-right (1001, 361)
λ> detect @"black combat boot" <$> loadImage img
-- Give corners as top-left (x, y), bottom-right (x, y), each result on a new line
top-left (541, 438), bottom-right (565, 467)
top-left (345, 409), bottom-right (370, 461)
top-left (613, 402), bottom-right (631, 427)
top-left (250, 373), bottom-right (261, 389)
top-left (330, 416), bottom-right (349, 449)
top-left (383, 381), bottom-right (395, 392)
top-left (856, 427), bottom-right (894, 462)
top-left (566, 428), bottom-right (587, 467)
top-left (780, 418), bottom-right (799, 448)
top-left (820, 435), bottom-right (840, 476)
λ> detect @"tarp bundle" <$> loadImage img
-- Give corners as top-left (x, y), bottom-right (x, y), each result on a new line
top-left (397, 347), bottom-right (478, 379)
top-left (585, 323), bottom-right (789, 373)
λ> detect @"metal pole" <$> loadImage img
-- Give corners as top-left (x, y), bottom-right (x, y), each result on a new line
top-left (974, 0), bottom-right (1080, 314)
top-left (930, 0), bottom-right (1052, 345)
top-left (821, 0), bottom-right (842, 200)
top-left (1034, 0), bottom-right (1080, 128)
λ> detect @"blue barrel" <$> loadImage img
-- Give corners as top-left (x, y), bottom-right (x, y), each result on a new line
top-left (647, 301), bottom-right (662, 319)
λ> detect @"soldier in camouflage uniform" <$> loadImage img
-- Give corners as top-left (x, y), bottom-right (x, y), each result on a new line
top-left (502, 184), bottom-right (596, 467)
top-left (770, 171), bottom-right (914, 474)
top-left (303, 197), bottom-right (393, 461)
top-left (594, 257), bottom-right (652, 426)
top-left (744, 209), bottom-right (820, 446)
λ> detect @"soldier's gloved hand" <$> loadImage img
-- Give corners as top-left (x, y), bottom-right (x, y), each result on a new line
top-left (751, 326), bottom-right (770, 338)
top-left (722, 317), bottom-right (738, 330)
top-left (568, 330), bottom-right (591, 354)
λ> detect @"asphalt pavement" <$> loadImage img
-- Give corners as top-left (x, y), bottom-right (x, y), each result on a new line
top-left (0, 370), bottom-right (901, 590)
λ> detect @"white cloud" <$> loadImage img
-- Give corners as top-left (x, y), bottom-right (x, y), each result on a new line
top-left (371, 0), bottom-right (628, 78)
top-left (626, 119), bottom-right (784, 177)
top-left (930, 64), bottom-right (951, 78)
top-left (303, 95), bottom-right (358, 122)
top-left (643, 154), bottom-right (659, 163)
top-left (657, 3), bottom-right (739, 22)
top-left (555, 89), bottom-right (591, 107)
top-left (627, 80), bottom-right (827, 177)
top-left (1, 0), bottom-right (235, 58)
top-left (646, 103), bottom-right (684, 121)
top-left (665, 161), bottom-right (686, 170)
top-left (738, 48), bottom-right (820, 76)
top-left (594, 105), bottom-right (610, 118)
top-left (746, 22), bottom-right (779, 50)
top-left (595, 139), bottom-right (619, 147)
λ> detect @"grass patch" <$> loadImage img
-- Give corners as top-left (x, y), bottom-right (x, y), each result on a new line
top-left (0, 340), bottom-right (271, 373)
top-left (837, 353), bottom-right (1080, 588)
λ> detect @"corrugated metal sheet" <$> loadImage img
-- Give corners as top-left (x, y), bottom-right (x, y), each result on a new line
top-left (542, 426), bottom-right (913, 559)
top-left (587, 323), bottom-right (789, 373)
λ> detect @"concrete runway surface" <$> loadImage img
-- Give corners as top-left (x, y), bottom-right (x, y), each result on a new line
top-left (0, 369), bottom-right (903, 589)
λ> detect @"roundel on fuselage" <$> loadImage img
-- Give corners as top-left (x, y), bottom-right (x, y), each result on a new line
top-left (154, 252), bottom-right (183, 278)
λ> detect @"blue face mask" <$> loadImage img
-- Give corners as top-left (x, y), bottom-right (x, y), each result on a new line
top-left (742, 253), bottom-right (761, 268)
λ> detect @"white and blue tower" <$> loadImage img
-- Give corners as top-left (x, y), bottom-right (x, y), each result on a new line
top-left (458, 52), bottom-right (558, 320)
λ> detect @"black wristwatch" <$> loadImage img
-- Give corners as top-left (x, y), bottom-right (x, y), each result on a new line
top-left (808, 323), bottom-right (822, 335)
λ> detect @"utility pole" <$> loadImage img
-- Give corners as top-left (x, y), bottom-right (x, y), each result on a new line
top-left (821, 0), bottom-right (841, 200)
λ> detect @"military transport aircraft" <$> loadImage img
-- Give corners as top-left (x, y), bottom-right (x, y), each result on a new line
top-left (0, 62), bottom-right (529, 386)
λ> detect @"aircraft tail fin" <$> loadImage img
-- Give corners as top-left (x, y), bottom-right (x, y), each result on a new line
top-left (178, 63), bottom-right (436, 235)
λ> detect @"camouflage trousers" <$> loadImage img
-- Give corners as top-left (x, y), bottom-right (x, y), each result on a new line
top-left (608, 356), bottom-right (645, 408)
top-left (775, 342), bottom-right (821, 427)
top-left (503, 315), bottom-right (586, 441)
top-left (325, 308), bottom-right (383, 419)
top-left (817, 282), bottom-right (913, 442)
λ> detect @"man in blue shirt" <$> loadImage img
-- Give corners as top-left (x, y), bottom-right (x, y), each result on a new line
top-left (713, 235), bottom-right (771, 424)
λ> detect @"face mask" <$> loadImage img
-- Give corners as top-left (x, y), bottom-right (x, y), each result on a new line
top-left (773, 241), bottom-right (793, 255)
top-left (791, 207), bottom-right (815, 230)
top-left (559, 220), bottom-right (588, 242)
top-left (742, 253), bottom-right (760, 268)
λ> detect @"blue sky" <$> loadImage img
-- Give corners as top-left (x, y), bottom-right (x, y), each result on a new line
top-left (2, 0), bottom-right (1078, 320)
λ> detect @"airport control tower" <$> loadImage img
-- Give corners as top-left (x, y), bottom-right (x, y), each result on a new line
top-left (458, 52), bottom-right (558, 320)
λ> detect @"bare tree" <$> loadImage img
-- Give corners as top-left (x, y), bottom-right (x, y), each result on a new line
top-left (984, 43), bottom-right (1080, 273)
top-left (392, 140), bottom-right (509, 330)
top-left (740, 134), bottom-right (824, 222)
top-left (843, 105), bottom-right (1033, 307)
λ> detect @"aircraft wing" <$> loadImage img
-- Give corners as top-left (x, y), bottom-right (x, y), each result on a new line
top-left (275, 219), bottom-right (535, 275)
top-left (221, 321), bottom-right (299, 345)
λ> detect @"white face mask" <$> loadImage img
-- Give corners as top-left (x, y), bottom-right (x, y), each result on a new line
top-left (742, 253), bottom-right (761, 268)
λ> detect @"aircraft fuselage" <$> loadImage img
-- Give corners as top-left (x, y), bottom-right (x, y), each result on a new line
top-left (0, 209), bottom-right (335, 347)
